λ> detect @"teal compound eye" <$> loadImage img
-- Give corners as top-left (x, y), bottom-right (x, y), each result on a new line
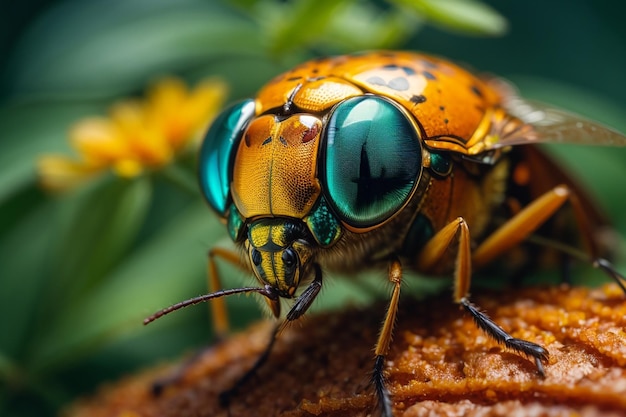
top-left (198, 99), bottom-right (256, 216)
top-left (322, 96), bottom-right (423, 229)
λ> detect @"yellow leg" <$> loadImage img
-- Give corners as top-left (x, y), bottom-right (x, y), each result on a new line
top-left (416, 216), bottom-right (549, 375)
top-left (471, 184), bottom-right (626, 292)
top-left (375, 258), bottom-right (403, 357)
top-left (372, 257), bottom-right (403, 417)
top-left (472, 185), bottom-right (626, 293)
top-left (417, 217), bottom-right (471, 302)
top-left (150, 247), bottom-right (248, 396)
top-left (473, 185), bottom-right (591, 268)
top-left (208, 247), bottom-right (247, 338)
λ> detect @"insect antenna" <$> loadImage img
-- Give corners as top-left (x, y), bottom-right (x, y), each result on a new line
top-left (144, 286), bottom-right (279, 325)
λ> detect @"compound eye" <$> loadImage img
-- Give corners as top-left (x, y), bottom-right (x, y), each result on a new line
top-left (198, 99), bottom-right (256, 216)
top-left (323, 96), bottom-right (422, 228)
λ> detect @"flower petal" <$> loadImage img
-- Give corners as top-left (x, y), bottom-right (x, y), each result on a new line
top-left (37, 155), bottom-right (102, 192)
top-left (70, 117), bottom-right (129, 163)
top-left (39, 76), bottom-right (229, 192)
top-left (146, 77), bottom-right (228, 150)
top-left (111, 101), bottom-right (172, 166)
top-left (113, 159), bottom-right (144, 178)
top-left (178, 78), bottom-right (229, 148)
top-left (148, 77), bottom-right (188, 112)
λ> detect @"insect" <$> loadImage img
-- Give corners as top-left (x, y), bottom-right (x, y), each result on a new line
top-left (145, 51), bottom-right (626, 416)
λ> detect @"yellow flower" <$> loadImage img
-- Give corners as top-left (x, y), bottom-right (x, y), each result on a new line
top-left (38, 77), bottom-right (228, 191)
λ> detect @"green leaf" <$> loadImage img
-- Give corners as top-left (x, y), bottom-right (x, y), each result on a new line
top-left (0, 176), bottom-right (151, 361)
top-left (6, 0), bottom-right (261, 99)
top-left (228, 0), bottom-right (263, 11)
top-left (46, 177), bottom-right (153, 307)
top-left (323, 3), bottom-right (420, 51)
top-left (0, 101), bottom-right (106, 205)
top-left (265, 0), bottom-right (351, 54)
top-left (27, 201), bottom-right (226, 374)
top-left (188, 55), bottom-right (287, 99)
top-left (0, 193), bottom-right (58, 358)
top-left (389, 0), bottom-right (508, 36)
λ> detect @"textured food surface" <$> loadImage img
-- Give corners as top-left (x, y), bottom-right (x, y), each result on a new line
top-left (64, 284), bottom-right (626, 417)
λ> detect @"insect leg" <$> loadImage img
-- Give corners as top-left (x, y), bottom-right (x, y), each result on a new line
top-left (221, 265), bottom-right (323, 407)
top-left (151, 247), bottom-right (246, 396)
top-left (208, 247), bottom-right (247, 338)
top-left (371, 257), bottom-right (403, 417)
top-left (417, 217), bottom-right (549, 376)
top-left (284, 264), bottom-right (323, 323)
top-left (474, 185), bottom-right (626, 293)
top-left (474, 185), bottom-right (580, 268)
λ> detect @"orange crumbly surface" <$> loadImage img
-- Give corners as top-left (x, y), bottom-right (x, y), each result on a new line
top-left (64, 284), bottom-right (626, 417)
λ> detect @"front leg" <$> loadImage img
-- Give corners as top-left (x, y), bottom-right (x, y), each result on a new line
top-left (221, 265), bottom-right (324, 407)
top-left (371, 257), bottom-right (403, 417)
top-left (151, 246), bottom-right (246, 395)
top-left (208, 246), bottom-right (249, 338)
top-left (417, 217), bottom-right (549, 375)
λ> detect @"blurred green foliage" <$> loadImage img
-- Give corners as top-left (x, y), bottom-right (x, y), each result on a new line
top-left (1, 0), bottom-right (625, 416)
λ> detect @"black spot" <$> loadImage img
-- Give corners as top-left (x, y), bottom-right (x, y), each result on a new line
top-left (422, 71), bottom-right (436, 80)
top-left (312, 68), bottom-right (319, 74)
top-left (444, 118), bottom-right (449, 124)
top-left (388, 77), bottom-right (409, 91)
top-left (279, 136), bottom-right (287, 146)
top-left (471, 85), bottom-right (483, 98)
top-left (287, 76), bottom-right (302, 82)
top-left (439, 105), bottom-right (445, 111)
top-left (383, 64), bottom-right (399, 70)
top-left (410, 94), bottom-right (427, 104)
top-left (262, 136), bottom-right (272, 146)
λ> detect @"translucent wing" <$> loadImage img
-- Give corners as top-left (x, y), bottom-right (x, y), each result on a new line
top-left (482, 79), bottom-right (626, 150)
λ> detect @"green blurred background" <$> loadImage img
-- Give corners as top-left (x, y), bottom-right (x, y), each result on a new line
top-left (1, 1), bottom-right (625, 416)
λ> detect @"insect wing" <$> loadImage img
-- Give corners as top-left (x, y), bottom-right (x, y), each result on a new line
top-left (483, 79), bottom-right (626, 150)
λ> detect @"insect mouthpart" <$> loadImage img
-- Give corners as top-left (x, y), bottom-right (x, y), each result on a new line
top-left (246, 219), bottom-right (315, 315)
top-left (249, 246), bottom-right (299, 297)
